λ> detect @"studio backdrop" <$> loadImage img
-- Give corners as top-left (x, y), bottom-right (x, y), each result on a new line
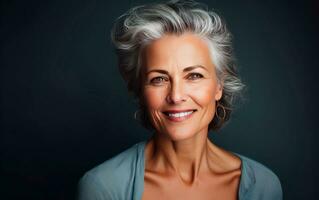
top-left (1, 0), bottom-right (318, 199)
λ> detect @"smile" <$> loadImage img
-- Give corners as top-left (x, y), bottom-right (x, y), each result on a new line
top-left (163, 110), bottom-right (197, 122)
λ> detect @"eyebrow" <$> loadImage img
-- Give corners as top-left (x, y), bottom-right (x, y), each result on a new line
top-left (146, 65), bottom-right (208, 75)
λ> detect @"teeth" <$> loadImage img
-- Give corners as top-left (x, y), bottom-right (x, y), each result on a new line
top-left (168, 111), bottom-right (193, 118)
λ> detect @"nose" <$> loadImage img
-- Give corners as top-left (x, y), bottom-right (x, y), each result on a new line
top-left (166, 79), bottom-right (187, 104)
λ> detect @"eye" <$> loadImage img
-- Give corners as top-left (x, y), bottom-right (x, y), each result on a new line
top-left (150, 76), bottom-right (168, 85)
top-left (187, 73), bottom-right (203, 80)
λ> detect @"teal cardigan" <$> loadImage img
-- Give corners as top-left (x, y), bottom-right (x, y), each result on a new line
top-left (78, 141), bottom-right (282, 200)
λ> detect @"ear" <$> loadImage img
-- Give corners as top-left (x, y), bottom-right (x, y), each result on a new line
top-left (214, 83), bottom-right (223, 101)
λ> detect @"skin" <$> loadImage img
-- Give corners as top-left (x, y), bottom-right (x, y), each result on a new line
top-left (141, 33), bottom-right (242, 200)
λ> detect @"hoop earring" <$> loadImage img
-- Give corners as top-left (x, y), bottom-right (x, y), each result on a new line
top-left (134, 109), bottom-right (141, 121)
top-left (215, 101), bottom-right (226, 120)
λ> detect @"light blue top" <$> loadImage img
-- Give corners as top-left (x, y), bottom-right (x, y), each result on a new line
top-left (78, 141), bottom-right (282, 200)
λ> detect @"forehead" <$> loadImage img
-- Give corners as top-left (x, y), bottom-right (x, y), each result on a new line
top-left (143, 33), bottom-right (214, 71)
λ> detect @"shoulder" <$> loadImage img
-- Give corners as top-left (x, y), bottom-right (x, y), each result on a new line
top-left (237, 154), bottom-right (283, 200)
top-left (77, 142), bottom-right (144, 200)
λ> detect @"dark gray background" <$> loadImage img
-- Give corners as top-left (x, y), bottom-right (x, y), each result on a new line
top-left (1, 0), bottom-right (318, 199)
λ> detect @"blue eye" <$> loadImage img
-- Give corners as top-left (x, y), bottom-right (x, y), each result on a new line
top-left (188, 73), bottom-right (203, 80)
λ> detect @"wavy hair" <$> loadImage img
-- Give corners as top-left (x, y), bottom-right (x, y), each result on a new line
top-left (111, 0), bottom-right (245, 131)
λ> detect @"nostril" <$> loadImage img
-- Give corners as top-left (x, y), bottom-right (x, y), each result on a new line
top-left (166, 95), bottom-right (186, 104)
top-left (166, 83), bottom-right (187, 104)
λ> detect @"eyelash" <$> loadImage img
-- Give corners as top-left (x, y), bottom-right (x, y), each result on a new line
top-left (150, 77), bottom-right (168, 84)
top-left (187, 73), bottom-right (204, 80)
top-left (149, 73), bottom-right (204, 85)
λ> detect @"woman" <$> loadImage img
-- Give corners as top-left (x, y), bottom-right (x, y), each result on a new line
top-left (78, 0), bottom-right (282, 199)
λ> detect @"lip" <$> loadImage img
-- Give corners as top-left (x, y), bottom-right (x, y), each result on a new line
top-left (162, 109), bottom-right (197, 122)
top-left (163, 109), bottom-right (196, 113)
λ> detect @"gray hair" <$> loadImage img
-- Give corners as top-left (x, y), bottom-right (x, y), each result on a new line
top-left (111, 0), bottom-right (245, 131)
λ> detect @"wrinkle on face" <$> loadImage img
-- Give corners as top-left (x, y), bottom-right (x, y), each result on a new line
top-left (142, 33), bottom-right (222, 141)
top-left (141, 33), bottom-right (241, 200)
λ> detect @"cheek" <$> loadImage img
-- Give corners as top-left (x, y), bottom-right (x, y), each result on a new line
top-left (191, 85), bottom-right (217, 124)
top-left (189, 82), bottom-right (217, 107)
top-left (143, 87), bottom-right (166, 110)
top-left (194, 90), bottom-right (214, 105)
top-left (143, 88), bottom-right (168, 132)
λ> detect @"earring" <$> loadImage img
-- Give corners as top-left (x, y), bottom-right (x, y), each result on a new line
top-left (215, 101), bottom-right (226, 120)
top-left (134, 109), bottom-right (141, 120)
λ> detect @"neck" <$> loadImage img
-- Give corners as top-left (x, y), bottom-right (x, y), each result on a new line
top-left (145, 128), bottom-right (212, 185)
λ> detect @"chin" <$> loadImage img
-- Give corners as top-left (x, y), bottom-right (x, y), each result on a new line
top-left (160, 126), bottom-right (205, 141)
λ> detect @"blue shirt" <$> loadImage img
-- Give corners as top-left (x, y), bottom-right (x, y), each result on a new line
top-left (78, 141), bottom-right (282, 200)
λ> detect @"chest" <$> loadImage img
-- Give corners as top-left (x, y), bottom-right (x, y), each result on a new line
top-left (141, 171), bottom-right (241, 200)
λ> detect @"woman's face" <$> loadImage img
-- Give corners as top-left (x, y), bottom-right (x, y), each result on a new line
top-left (142, 33), bottom-right (222, 141)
